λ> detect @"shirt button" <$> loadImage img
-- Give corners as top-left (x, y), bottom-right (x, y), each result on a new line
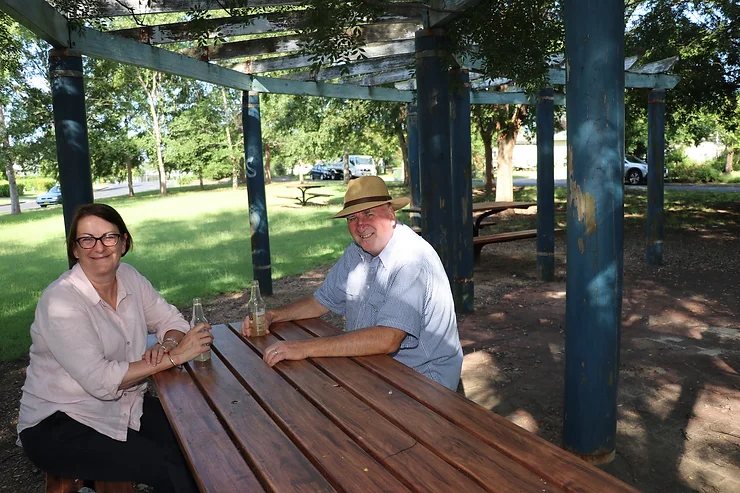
top-left (126, 341), bottom-right (130, 345)
top-left (123, 412), bottom-right (128, 417)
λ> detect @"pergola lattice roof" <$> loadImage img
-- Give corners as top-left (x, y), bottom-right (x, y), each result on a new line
top-left (3, 0), bottom-right (679, 104)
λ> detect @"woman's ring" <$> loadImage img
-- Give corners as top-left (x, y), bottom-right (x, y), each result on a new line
top-left (272, 349), bottom-right (278, 354)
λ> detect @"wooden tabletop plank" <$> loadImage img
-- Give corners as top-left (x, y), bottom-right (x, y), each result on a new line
top-left (294, 318), bottom-right (639, 493)
top-left (188, 352), bottom-right (337, 493)
top-left (271, 324), bottom-right (564, 493)
top-left (151, 366), bottom-right (265, 493)
top-left (209, 324), bottom-right (413, 493)
top-left (261, 322), bottom-right (489, 493)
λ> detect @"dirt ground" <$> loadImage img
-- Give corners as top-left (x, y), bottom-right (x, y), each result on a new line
top-left (1, 204), bottom-right (739, 493)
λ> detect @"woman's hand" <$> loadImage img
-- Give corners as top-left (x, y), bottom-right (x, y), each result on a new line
top-left (142, 343), bottom-right (167, 366)
top-left (169, 323), bottom-right (213, 365)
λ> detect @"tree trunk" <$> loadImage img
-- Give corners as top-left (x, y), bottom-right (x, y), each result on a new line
top-left (138, 69), bottom-right (167, 196)
top-left (221, 88), bottom-right (240, 190)
top-left (199, 168), bottom-right (204, 189)
top-left (125, 155), bottom-right (135, 197)
top-left (726, 150), bottom-right (735, 174)
top-left (483, 133), bottom-right (495, 197)
top-left (264, 144), bottom-right (272, 184)
top-left (239, 156), bottom-right (246, 184)
top-left (343, 149), bottom-right (351, 184)
top-left (0, 105), bottom-right (20, 214)
top-left (395, 121), bottom-right (408, 186)
top-left (495, 131), bottom-right (516, 202)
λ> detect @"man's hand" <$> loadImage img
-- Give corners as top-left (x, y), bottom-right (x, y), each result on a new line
top-left (263, 341), bottom-right (307, 367)
top-left (240, 310), bottom-right (274, 337)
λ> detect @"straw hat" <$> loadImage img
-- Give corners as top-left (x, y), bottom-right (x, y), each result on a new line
top-left (331, 176), bottom-right (410, 219)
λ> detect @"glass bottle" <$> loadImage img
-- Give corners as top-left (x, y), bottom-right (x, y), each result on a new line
top-left (191, 297), bottom-right (211, 362)
top-left (248, 280), bottom-right (267, 337)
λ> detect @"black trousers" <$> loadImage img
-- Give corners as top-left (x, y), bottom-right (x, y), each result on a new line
top-left (20, 395), bottom-right (198, 493)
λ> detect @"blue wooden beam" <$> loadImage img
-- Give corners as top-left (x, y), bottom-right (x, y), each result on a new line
top-left (646, 89), bottom-right (666, 265)
top-left (536, 88), bottom-right (556, 282)
top-left (243, 91), bottom-right (273, 295)
top-left (450, 68), bottom-right (474, 312)
top-left (49, 49), bottom-right (94, 248)
top-left (415, 28), bottom-right (454, 285)
top-left (562, 0), bottom-right (624, 465)
top-left (406, 103), bottom-right (422, 231)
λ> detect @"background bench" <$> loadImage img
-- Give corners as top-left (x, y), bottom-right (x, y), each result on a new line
top-left (474, 228), bottom-right (564, 261)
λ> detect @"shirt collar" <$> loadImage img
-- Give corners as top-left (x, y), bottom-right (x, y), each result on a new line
top-left (69, 262), bottom-right (128, 307)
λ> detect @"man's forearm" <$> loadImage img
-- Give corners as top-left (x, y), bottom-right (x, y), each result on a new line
top-left (263, 326), bottom-right (408, 369)
top-left (303, 326), bottom-right (406, 357)
top-left (270, 295), bottom-right (329, 324)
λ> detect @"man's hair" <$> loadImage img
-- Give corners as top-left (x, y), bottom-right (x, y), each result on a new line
top-left (66, 203), bottom-right (133, 265)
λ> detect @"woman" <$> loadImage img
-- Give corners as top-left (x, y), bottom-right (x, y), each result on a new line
top-left (17, 204), bottom-right (211, 493)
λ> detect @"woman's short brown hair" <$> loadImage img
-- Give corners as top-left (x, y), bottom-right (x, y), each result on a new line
top-left (66, 203), bottom-right (133, 266)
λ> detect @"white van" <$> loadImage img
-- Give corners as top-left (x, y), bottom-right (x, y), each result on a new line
top-left (348, 155), bottom-right (376, 177)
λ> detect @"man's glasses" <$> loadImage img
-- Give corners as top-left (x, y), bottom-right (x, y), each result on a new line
top-left (75, 233), bottom-right (122, 249)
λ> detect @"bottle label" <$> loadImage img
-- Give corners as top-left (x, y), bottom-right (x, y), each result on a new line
top-left (250, 310), bottom-right (267, 336)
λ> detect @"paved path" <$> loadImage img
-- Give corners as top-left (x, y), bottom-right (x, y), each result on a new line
top-left (0, 181), bottom-right (172, 214)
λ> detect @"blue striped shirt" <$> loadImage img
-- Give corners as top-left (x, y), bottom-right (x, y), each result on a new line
top-left (314, 223), bottom-right (463, 390)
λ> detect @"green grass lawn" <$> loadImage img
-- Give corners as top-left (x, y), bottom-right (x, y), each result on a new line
top-left (0, 181), bottom-right (352, 360)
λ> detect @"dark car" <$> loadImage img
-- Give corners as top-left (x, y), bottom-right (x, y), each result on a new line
top-left (35, 185), bottom-right (63, 208)
top-left (310, 163), bottom-right (342, 180)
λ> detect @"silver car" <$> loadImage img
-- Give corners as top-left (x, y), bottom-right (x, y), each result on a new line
top-left (624, 155), bottom-right (669, 185)
top-left (35, 185), bottom-right (63, 207)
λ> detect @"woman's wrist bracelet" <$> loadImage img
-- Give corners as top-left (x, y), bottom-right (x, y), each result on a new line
top-left (167, 354), bottom-right (178, 368)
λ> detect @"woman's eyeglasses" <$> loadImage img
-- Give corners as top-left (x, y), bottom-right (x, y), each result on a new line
top-left (75, 233), bottom-right (122, 249)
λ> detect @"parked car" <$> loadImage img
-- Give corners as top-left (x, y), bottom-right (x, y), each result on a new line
top-left (624, 155), bottom-right (669, 185)
top-left (35, 185), bottom-right (63, 207)
top-left (310, 163), bottom-right (342, 180)
top-left (348, 155), bottom-right (376, 178)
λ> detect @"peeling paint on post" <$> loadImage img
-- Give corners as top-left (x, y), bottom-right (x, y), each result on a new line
top-left (243, 91), bottom-right (273, 295)
top-left (647, 89), bottom-right (666, 265)
top-left (450, 68), bottom-right (474, 312)
top-left (563, 0), bottom-right (624, 464)
top-left (415, 29), bottom-right (454, 285)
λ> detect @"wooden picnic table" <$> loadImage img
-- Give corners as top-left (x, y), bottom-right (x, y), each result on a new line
top-left (406, 201), bottom-right (537, 236)
top-left (281, 183), bottom-right (331, 206)
top-left (471, 201), bottom-right (537, 236)
top-left (151, 319), bottom-right (637, 493)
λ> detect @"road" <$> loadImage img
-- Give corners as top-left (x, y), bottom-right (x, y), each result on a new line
top-left (0, 181), bottom-right (171, 214)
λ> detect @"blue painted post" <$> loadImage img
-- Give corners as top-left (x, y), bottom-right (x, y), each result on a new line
top-left (563, 0), bottom-right (625, 464)
top-left (49, 49), bottom-right (94, 245)
top-left (536, 88), bottom-right (556, 282)
top-left (450, 68), bottom-right (474, 312)
top-left (243, 91), bottom-right (273, 295)
top-left (406, 103), bottom-right (422, 231)
top-left (646, 89), bottom-right (666, 265)
top-left (415, 29), bottom-right (454, 284)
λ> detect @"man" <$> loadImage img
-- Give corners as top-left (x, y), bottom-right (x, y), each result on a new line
top-left (241, 176), bottom-right (462, 390)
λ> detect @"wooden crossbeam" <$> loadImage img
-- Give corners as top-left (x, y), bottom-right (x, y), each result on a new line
top-left (111, 11), bottom-right (421, 45)
top-left (233, 39), bottom-right (415, 74)
top-left (284, 54), bottom-right (414, 82)
top-left (182, 22), bottom-right (418, 61)
top-left (83, 0), bottom-right (301, 18)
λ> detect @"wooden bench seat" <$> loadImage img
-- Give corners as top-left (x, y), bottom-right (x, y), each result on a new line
top-left (46, 473), bottom-right (134, 493)
top-left (474, 228), bottom-right (564, 261)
